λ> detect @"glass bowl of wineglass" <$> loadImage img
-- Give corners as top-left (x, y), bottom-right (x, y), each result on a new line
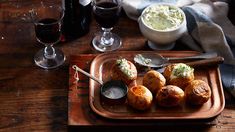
top-left (30, 4), bottom-right (65, 69)
top-left (92, 0), bottom-right (122, 52)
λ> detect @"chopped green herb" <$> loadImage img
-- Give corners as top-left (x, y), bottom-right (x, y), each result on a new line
top-left (172, 63), bottom-right (194, 77)
top-left (135, 54), bottom-right (152, 65)
top-left (116, 58), bottom-right (135, 79)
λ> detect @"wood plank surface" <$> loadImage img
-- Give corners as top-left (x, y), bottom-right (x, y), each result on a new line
top-left (0, 0), bottom-right (235, 131)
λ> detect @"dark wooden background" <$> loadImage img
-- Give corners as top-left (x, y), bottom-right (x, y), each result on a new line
top-left (0, 0), bottom-right (235, 131)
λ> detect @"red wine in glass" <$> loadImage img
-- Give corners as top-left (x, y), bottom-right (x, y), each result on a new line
top-left (92, 0), bottom-right (122, 52)
top-left (35, 18), bottom-right (61, 44)
top-left (93, 2), bottom-right (121, 28)
top-left (30, 4), bottom-right (65, 69)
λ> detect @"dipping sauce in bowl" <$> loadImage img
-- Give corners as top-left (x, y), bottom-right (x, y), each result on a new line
top-left (138, 3), bottom-right (187, 50)
top-left (100, 80), bottom-right (128, 104)
top-left (103, 86), bottom-right (126, 99)
top-left (142, 4), bottom-right (184, 31)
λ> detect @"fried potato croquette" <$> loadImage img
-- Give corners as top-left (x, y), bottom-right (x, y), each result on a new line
top-left (143, 70), bottom-right (166, 94)
top-left (163, 63), bottom-right (194, 90)
top-left (185, 80), bottom-right (211, 105)
top-left (111, 58), bottom-right (137, 85)
top-left (127, 85), bottom-right (153, 110)
top-left (156, 85), bottom-right (185, 107)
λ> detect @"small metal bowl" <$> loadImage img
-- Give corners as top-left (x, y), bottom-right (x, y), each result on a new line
top-left (72, 65), bottom-right (128, 104)
top-left (100, 80), bottom-right (128, 105)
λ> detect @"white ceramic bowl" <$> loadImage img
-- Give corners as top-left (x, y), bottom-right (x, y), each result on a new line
top-left (138, 3), bottom-right (187, 50)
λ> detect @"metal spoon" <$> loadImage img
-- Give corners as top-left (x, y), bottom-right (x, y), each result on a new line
top-left (134, 52), bottom-right (218, 68)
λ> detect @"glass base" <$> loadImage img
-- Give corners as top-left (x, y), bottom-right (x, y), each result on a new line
top-left (92, 32), bottom-right (122, 52)
top-left (148, 40), bottom-right (175, 50)
top-left (34, 48), bottom-right (65, 69)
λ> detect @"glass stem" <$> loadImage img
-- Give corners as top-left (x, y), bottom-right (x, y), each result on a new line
top-left (44, 45), bottom-right (56, 59)
top-left (101, 27), bottom-right (114, 46)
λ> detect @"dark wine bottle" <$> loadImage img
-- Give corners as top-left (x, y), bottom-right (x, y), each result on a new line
top-left (62, 0), bottom-right (91, 41)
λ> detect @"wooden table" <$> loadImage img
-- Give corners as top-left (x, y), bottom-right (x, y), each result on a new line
top-left (0, 1), bottom-right (235, 131)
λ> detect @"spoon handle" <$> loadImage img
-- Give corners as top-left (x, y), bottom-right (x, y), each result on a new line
top-left (186, 56), bottom-right (224, 67)
top-left (72, 65), bottom-right (103, 85)
top-left (156, 56), bottom-right (224, 73)
top-left (167, 52), bottom-right (218, 61)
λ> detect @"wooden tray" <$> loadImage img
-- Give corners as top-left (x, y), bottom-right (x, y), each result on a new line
top-left (89, 51), bottom-right (225, 120)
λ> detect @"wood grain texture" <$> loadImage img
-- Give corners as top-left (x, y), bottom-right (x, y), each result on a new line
top-left (0, 0), bottom-right (235, 131)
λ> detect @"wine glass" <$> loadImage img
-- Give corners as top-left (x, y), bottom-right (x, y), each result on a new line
top-left (30, 4), bottom-right (65, 69)
top-left (92, 0), bottom-right (122, 52)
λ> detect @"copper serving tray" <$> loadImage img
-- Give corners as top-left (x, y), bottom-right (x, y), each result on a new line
top-left (89, 51), bottom-right (225, 120)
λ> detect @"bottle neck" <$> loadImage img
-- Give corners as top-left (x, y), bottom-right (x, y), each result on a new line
top-left (62, 0), bottom-right (65, 10)
top-left (62, 0), bottom-right (91, 8)
top-left (79, 0), bottom-right (91, 6)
